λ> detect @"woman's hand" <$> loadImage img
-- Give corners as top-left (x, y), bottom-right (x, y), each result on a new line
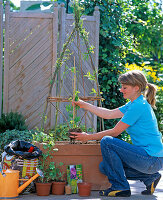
top-left (69, 132), bottom-right (90, 142)
top-left (72, 99), bottom-right (86, 109)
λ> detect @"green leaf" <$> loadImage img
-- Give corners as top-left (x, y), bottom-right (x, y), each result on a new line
top-left (75, 95), bottom-right (79, 101)
top-left (90, 88), bottom-right (97, 94)
top-left (42, 2), bottom-right (51, 7)
top-left (74, 117), bottom-right (80, 123)
top-left (26, 4), bottom-right (41, 10)
top-left (43, 144), bottom-right (47, 149)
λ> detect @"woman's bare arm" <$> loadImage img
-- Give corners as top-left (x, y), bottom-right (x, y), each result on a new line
top-left (73, 100), bottom-right (124, 119)
top-left (70, 121), bottom-right (129, 142)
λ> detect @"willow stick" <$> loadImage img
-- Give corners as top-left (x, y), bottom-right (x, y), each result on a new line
top-left (73, 56), bottom-right (76, 128)
top-left (79, 26), bottom-right (104, 131)
top-left (76, 27), bottom-right (87, 131)
top-left (51, 103), bottom-right (70, 128)
top-left (42, 28), bottom-right (76, 129)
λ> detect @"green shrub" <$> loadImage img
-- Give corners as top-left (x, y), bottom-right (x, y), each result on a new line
top-left (32, 129), bottom-right (55, 144)
top-left (0, 129), bottom-right (33, 155)
top-left (155, 89), bottom-right (163, 133)
top-left (0, 112), bottom-right (27, 133)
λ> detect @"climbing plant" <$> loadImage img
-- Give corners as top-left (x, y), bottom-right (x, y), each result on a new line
top-left (42, 0), bottom-right (102, 132)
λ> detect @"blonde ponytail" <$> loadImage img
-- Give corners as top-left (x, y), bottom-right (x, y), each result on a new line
top-left (145, 83), bottom-right (157, 109)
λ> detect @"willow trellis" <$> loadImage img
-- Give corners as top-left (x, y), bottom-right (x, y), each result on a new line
top-left (1, 1), bottom-right (100, 131)
top-left (44, 2), bottom-right (102, 132)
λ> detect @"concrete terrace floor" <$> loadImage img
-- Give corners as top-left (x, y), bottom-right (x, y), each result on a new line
top-left (18, 170), bottom-right (163, 200)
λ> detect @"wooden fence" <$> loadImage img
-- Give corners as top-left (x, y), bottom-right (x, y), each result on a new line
top-left (0, 1), bottom-right (100, 131)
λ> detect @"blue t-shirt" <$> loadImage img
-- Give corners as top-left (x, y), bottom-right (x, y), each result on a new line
top-left (119, 95), bottom-right (163, 157)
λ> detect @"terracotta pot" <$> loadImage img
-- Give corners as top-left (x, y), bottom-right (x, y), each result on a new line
top-left (65, 185), bottom-right (72, 195)
top-left (52, 181), bottom-right (66, 195)
top-left (78, 182), bottom-right (91, 197)
top-left (35, 182), bottom-right (52, 196)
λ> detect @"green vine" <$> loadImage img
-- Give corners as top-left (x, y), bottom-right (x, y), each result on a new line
top-left (42, 0), bottom-right (103, 132)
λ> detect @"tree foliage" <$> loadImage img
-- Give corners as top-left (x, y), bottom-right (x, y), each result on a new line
top-left (2, 0), bottom-right (20, 10)
top-left (123, 0), bottom-right (162, 63)
top-left (82, 0), bottom-right (162, 137)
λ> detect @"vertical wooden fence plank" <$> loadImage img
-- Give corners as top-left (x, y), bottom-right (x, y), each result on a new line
top-left (59, 3), bottom-right (66, 55)
top-left (51, 2), bottom-right (58, 128)
top-left (93, 6), bottom-right (100, 129)
top-left (0, 0), bottom-right (3, 116)
top-left (3, 0), bottom-right (10, 113)
top-left (58, 3), bottom-right (66, 124)
top-left (94, 6), bottom-right (100, 72)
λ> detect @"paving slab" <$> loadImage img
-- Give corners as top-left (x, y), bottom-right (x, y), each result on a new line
top-left (17, 169), bottom-right (163, 200)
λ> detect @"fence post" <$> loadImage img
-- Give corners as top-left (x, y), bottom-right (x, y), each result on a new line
top-left (92, 6), bottom-right (100, 130)
top-left (58, 3), bottom-right (66, 124)
top-left (0, 0), bottom-right (3, 117)
top-left (59, 3), bottom-right (66, 54)
top-left (3, 0), bottom-right (10, 113)
top-left (51, 2), bottom-right (58, 128)
top-left (93, 6), bottom-right (100, 72)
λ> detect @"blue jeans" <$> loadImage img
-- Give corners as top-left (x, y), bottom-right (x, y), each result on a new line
top-left (100, 136), bottom-right (163, 191)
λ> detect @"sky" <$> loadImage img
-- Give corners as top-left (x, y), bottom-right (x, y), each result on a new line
top-left (12, 0), bottom-right (20, 7)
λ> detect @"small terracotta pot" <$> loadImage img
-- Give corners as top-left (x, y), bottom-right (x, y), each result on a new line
top-left (52, 181), bottom-right (66, 195)
top-left (35, 182), bottom-right (52, 196)
top-left (65, 185), bottom-right (72, 195)
top-left (77, 182), bottom-right (91, 197)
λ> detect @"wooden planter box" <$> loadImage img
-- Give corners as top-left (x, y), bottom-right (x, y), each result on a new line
top-left (36, 141), bottom-right (111, 190)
